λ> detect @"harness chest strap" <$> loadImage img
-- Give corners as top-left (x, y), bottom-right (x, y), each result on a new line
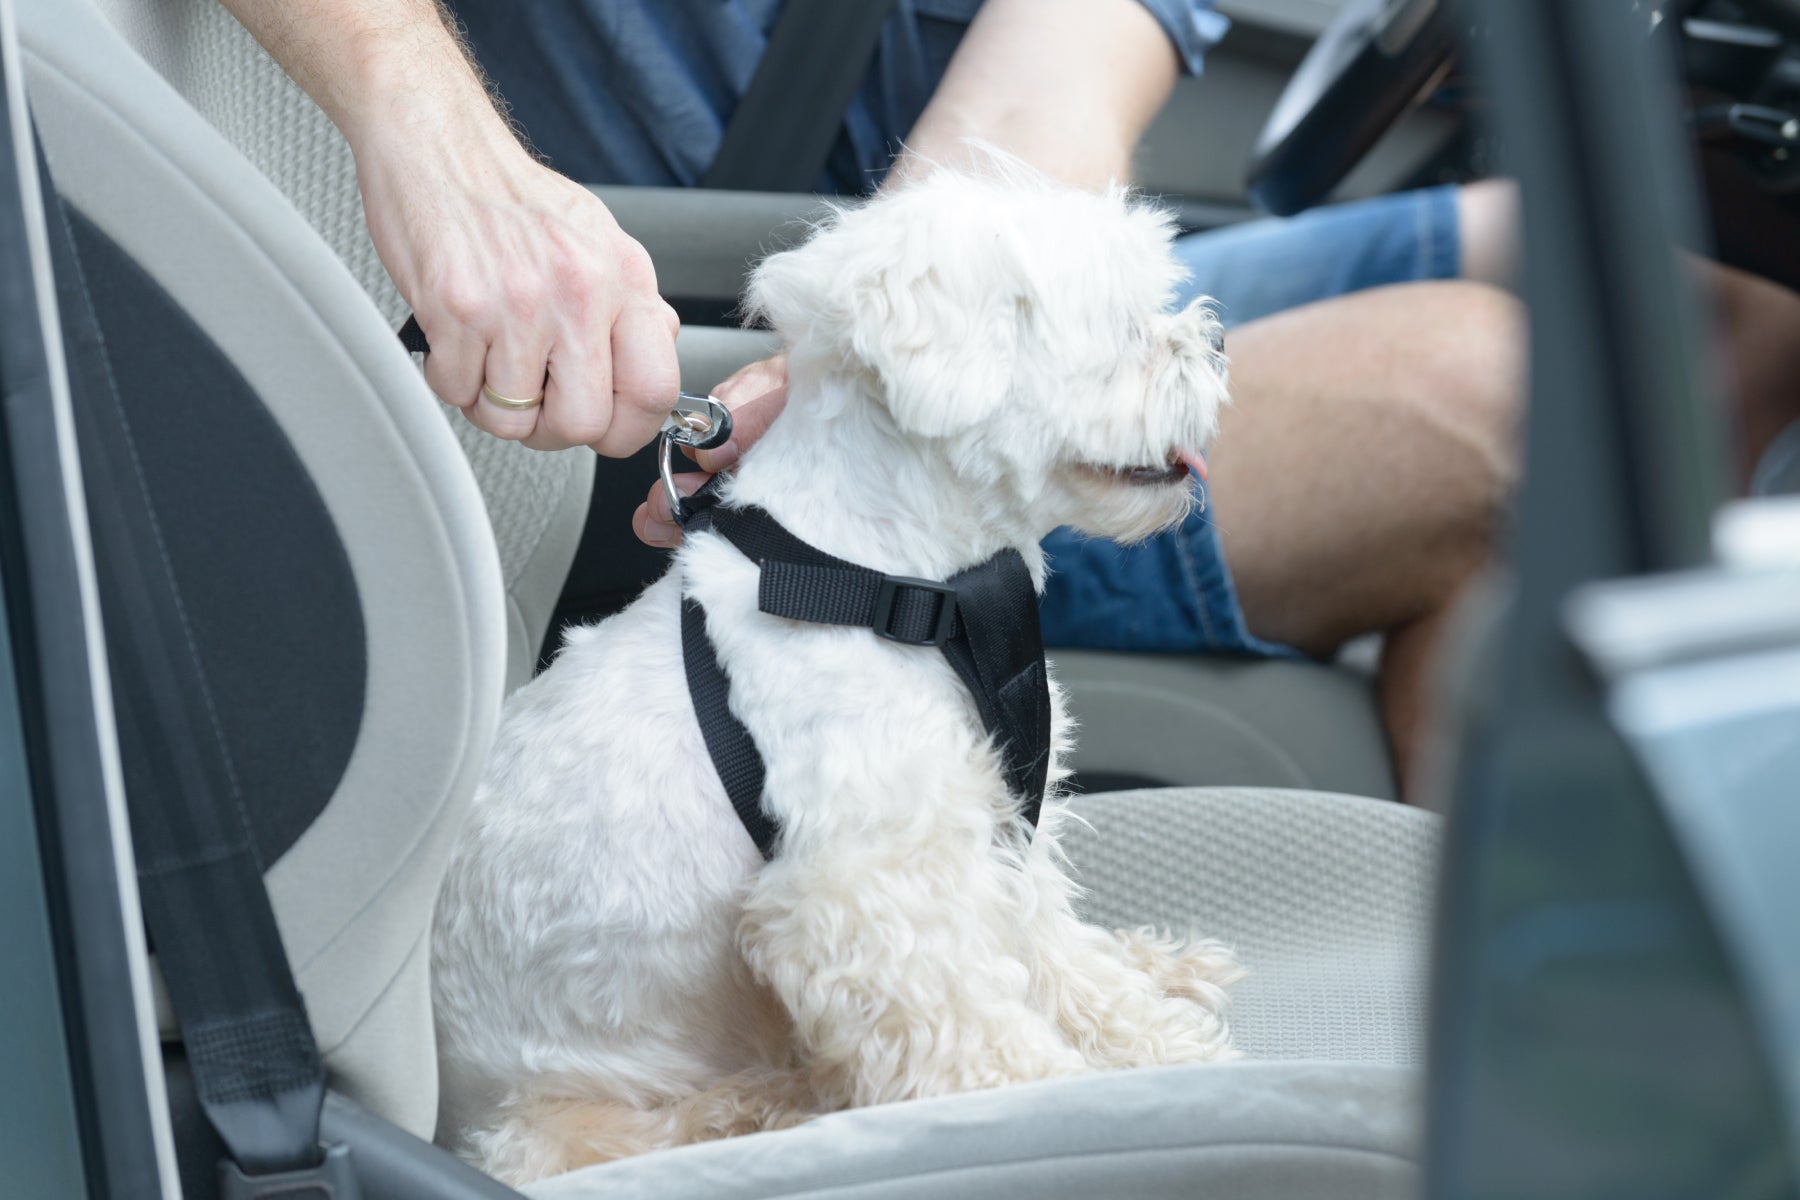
top-left (680, 492), bottom-right (1052, 860)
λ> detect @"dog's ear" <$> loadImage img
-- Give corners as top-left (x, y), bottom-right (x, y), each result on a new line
top-left (1151, 302), bottom-right (1228, 411)
top-left (746, 198), bottom-right (1036, 438)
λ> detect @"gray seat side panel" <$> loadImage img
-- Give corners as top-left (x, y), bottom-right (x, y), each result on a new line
top-left (592, 187), bottom-right (832, 302)
top-left (678, 326), bottom-right (784, 394)
top-left (526, 1062), bottom-right (1419, 1200)
top-left (1052, 650), bottom-right (1399, 799)
top-left (1061, 787), bottom-right (1439, 1065)
top-left (22, 0), bottom-right (506, 1136)
top-left (503, 458), bottom-right (594, 692)
top-left (463, 430), bottom-right (594, 691)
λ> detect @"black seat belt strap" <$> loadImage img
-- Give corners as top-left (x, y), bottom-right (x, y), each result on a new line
top-left (39, 150), bottom-right (355, 1198)
top-left (703, 0), bottom-right (899, 192)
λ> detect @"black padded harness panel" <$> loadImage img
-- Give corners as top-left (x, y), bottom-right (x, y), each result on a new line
top-left (64, 207), bottom-right (365, 868)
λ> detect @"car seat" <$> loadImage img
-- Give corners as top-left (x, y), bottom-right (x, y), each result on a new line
top-left (19, 0), bottom-right (1437, 1195)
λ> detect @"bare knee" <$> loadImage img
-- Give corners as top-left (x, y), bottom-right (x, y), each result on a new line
top-left (1387, 279), bottom-right (1525, 565)
top-left (1215, 280), bottom-right (1524, 653)
top-left (1390, 279), bottom-right (1523, 459)
top-left (1702, 260), bottom-right (1800, 482)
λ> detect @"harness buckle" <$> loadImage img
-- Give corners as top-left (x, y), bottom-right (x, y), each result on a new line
top-left (873, 576), bottom-right (958, 646)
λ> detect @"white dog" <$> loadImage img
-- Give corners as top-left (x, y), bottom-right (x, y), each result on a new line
top-left (431, 154), bottom-right (1242, 1186)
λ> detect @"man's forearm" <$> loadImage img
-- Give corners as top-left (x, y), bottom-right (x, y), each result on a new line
top-left (217, 0), bottom-right (504, 153)
top-left (898, 0), bottom-right (1181, 190)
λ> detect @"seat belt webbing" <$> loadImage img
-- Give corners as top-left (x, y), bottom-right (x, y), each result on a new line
top-left (40, 151), bottom-right (340, 1191)
top-left (703, 0), bottom-right (899, 192)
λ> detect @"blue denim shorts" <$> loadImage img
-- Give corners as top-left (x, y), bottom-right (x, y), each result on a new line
top-left (1038, 185), bottom-right (1461, 655)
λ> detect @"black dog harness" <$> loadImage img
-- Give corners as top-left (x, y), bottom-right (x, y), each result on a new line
top-left (678, 483), bottom-right (1052, 860)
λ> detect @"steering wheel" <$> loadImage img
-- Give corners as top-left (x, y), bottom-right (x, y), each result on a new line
top-left (1245, 0), bottom-right (1458, 216)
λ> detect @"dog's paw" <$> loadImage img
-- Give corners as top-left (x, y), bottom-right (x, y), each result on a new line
top-left (467, 1094), bottom-right (668, 1185)
top-left (1113, 926), bottom-right (1246, 1005)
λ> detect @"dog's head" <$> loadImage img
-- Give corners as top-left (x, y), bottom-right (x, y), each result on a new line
top-left (745, 148), bottom-right (1228, 543)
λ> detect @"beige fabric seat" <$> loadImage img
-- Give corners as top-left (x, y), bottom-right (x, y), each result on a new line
top-left (528, 787), bottom-right (1438, 1199)
top-left (531, 1062), bottom-right (1421, 1200)
top-left (1067, 787), bottom-right (1437, 1064)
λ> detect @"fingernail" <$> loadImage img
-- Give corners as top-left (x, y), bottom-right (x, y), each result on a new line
top-left (699, 441), bottom-right (739, 472)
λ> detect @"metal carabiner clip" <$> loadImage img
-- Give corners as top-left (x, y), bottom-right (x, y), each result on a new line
top-left (658, 392), bottom-right (733, 527)
top-left (663, 392), bottom-right (734, 452)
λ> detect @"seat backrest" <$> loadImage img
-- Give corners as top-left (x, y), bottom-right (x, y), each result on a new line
top-left (21, 0), bottom-right (506, 1140)
top-left (88, 0), bottom-right (594, 691)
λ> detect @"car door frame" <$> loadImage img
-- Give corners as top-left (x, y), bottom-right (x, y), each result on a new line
top-left (0, 0), bottom-right (179, 1194)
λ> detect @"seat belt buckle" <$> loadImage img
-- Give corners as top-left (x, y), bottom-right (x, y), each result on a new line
top-left (219, 1141), bottom-right (360, 1200)
top-left (873, 576), bottom-right (958, 646)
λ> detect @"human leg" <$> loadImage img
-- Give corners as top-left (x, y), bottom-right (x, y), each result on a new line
top-left (1703, 260), bottom-right (1800, 490)
top-left (1207, 281), bottom-right (1525, 780)
top-left (1458, 177), bottom-right (1800, 489)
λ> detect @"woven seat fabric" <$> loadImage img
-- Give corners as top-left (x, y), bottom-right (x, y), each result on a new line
top-left (1061, 786), bottom-right (1440, 1065)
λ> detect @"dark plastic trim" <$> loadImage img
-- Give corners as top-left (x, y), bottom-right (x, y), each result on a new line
top-left (320, 1094), bottom-right (526, 1200)
top-left (1426, 3), bottom-right (1792, 1196)
top-left (0, 68), bottom-right (170, 1200)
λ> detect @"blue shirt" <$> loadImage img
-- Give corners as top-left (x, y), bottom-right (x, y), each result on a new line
top-left (449, 1), bottom-right (1228, 193)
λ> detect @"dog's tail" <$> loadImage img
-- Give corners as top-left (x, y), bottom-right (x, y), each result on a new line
top-left (467, 1066), bottom-right (825, 1186)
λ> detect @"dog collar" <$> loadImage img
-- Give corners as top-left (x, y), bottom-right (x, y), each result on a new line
top-left (680, 484), bottom-right (1051, 860)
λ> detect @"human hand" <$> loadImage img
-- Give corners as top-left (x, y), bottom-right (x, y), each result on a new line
top-left (353, 113), bottom-right (680, 454)
top-left (216, 0), bottom-right (680, 454)
top-left (633, 354), bottom-right (789, 547)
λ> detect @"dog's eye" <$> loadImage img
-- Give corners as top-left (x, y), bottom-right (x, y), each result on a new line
top-left (1208, 326), bottom-right (1226, 355)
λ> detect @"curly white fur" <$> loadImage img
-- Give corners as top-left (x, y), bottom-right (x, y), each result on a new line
top-left (431, 152), bottom-right (1242, 1186)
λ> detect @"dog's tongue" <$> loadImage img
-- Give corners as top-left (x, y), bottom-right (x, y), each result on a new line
top-left (1179, 449), bottom-right (1209, 482)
